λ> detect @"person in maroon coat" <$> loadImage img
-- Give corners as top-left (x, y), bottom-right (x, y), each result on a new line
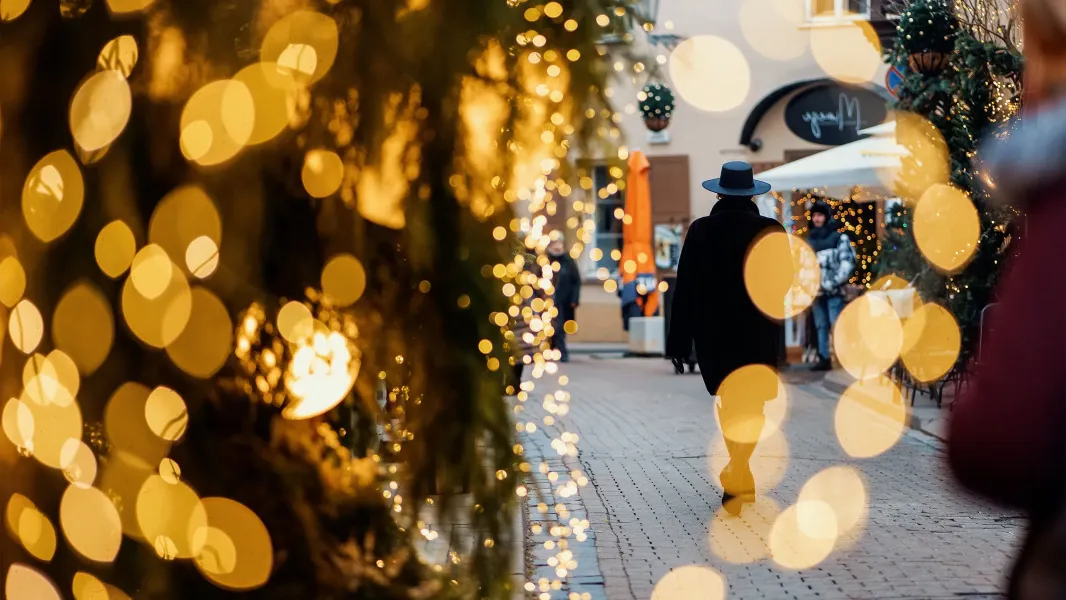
top-left (949, 2), bottom-right (1066, 594)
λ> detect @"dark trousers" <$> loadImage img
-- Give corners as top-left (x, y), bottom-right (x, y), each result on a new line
top-left (551, 331), bottom-right (569, 362)
top-left (513, 362), bottom-right (524, 384)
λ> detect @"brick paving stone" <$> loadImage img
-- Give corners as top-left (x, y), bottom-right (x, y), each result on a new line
top-left (520, 357), bottom-right (1022, 600)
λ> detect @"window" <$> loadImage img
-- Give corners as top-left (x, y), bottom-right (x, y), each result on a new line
top-left (807, 0), bottom-right (870, 20)
top-left (588, 164), bottom-right (625, 277)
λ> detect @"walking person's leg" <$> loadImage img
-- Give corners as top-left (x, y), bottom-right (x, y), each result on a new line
top-left (555, 331), bottom-right (569, 362)
top-left (810, 295), bottom-right (832, 370)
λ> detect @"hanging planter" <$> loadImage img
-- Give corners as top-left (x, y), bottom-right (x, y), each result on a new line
top-left (639, 83), bottom-right (675, 132)
top-left (897, 0), bottom-right (958, 76)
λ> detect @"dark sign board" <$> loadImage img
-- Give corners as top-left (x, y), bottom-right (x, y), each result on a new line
top-left (784, 84), bottom-right (889, 146)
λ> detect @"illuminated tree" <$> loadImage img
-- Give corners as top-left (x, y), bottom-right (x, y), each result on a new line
top-left (0, 1), bottom-right (617, 598)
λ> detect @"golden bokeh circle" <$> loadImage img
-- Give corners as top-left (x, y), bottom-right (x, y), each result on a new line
top-left (2, 398), bottom-right (34, 450)
top-left (769, 501), bottom-right (838, 570)
top-left (669, 35), bottom-right (751, 112)
top-left (832, 293), bottom-right (903, 379)
top-left (321, 253), bottom-right (367, 307)
top-left (714, 364), bottom-right (788, 444)
top-left (708, 427), bottom-right (789, 494)
top-left (105, 382), bottom-right (172, 466)
top-left (22, 150), bottom-right (84, 243)
top-left (23, 381), bottom-right (82, 469)
top-left (884, 111), bottom-right (951, 197)
top-left (0, 256), bottom-right (26, 307)
top-left (95, 220), bottom-right (137, 278)
top-left (130, 245), bottom-right (174, 300)
top-left (5, 563), bottom-right (61, 600)
top-left (69, 69), bottom-right (132, 152)
top-left (60, 484), bottom-right (123, 563)
top-left (301, 149), bottom-right (344, 198)
top-left (166, 287), bottom-right (233, 378)
top-left (121, 257), bottom-right (193, 348)
top-left (159, 458), bottom-right (182, 484)
top-left (148, 185), bottom-right (222, 276)
top-left (708, 495), bottom-right (780, 564)
top-left (650, 565), bottom-right (726, 600)
top-left (739, 0), bottom-right (808, 61)
top-left (797, 466), bottom-right (867, 536)
top-left (136, 475), bottom-right (207, 559)
top-left (185, 235), bottom-right (220, 279)
top-left (99, 450), bottom-right (155, 539)
top-left (0, 0), bottom-right (31, 21)
top-left (261, 11), bottom-right (339, 84)
top-left (97, 35), bottom-right (139, 78)
top-left (72, 572), bottom-right (108, 600)
top-left (193, 497), bottom-right (274, 591)
top-left (277, 301), bottom-right (314, 342)
top-left (9, 299), bottom-right (44, 354)
top-left (106, 0), bottom-right (154, 14)
top-left (810, 21), bottom-right (882, 83)
top-left (144, 386), bottom-right (188, 442)
top-left (913, 183), bottom-right (980, 273)
top-left (8, 496), bottom-right (57, 562)
top-left (745, 232), bottom-right (820, 319)
top-left (60, 438), bottom-right (98, 488)
top-left (53, 281), bottom-right (115, 375)
top-left (901, 302), bottom-right (961, 383)
top-left (233, 62), bottom-right (299, 146)
top-left (835, 379), bottom-right (907, 458)
top-left (180, 80), bottom-right (255, 167)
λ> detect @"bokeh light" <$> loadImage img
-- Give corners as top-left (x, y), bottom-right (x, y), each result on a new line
top-left (5, 563), bottom-right (61, 600)
top-left (714, 365), bottom-right (788, 443)
top-left (2, 398), bottom-right (34, 451)
top-left (885, 111), bottom-right (951, 197)
top-left (900, 302), bottom-right (961, 383)
top-left (99, 449), bottom-right (155, 539)
top-left (69, 69), bottom-right (132, 152)
top-left (106, 382), bottom-right (172, 466)
top-left (745, 231), bottom-right (820, 319)
top-left (22, 149), bottom-right (84, 243)
top-left (739, 0), bottom-right (808, 60)
top-left (136, 475), bottom-right (207, 559)
top-left (261, 11), bottom-right (339, 84)
top-left (708, 427), bottom-right (789, 494)
top-left (23, 380), bottom-right (82, 469)
top-left (60, 484), bottom-right (123, 563)
top-left (185, 236), bottom-right (220, 279)
top-left (321, 253), bottom-right (367, 307)
top-left (60, 439), bottom-right (98, 488)
top-left (144, 386), bottom-right (188, 442)
top-left (708, 495), bottom-right (780, 564)
top-left (282, 331), bottom-right (359, 420)
top-left (277, 301), bottom-right (314, 342)
top-left (193, 497), bottom-right (274, 591)
top-left (797, 466), bottom-right (867, 537)
top-left (810, 21), bottom-right (881, 83)
top-left (669, 36), bottom-right (750, 112)
top-left (98, 35), bottom-right (139, 78)
top-left (9, 299), bottom-right (44, 354)
top-left (165, 287), bottom-right (233, 378)
top-left (6, 494), bottom-right (57, 562)
top-left (106, 0), bottom-right (154, 14)
top-left (832, 293), bottom-right (903, 379)
top-left (180, 80), bottom-right (255, 167)
top-left (835, 379), bottom-right (907, 458)
top-left (0, 256), bottom-right (26, 307)
top-left (95, 220), bottom-right (137, 278)
top-left (302, 149), bottom-right (344, 198)
top-left (650, 565), bottom-right (726, 600)
top-left (121, 255), bottom-right (192, 348)
top-left (769, 501), bottom-right (838, 569)
top-left (53, 281), bottom-right (114, 375)
top-left (148, 185), bottom-right (222, 276)
top-left (233, 62), bottom-right (299, 146)
top-left (130, 245), bottom-right (174, 300)
top-left (0, 0), bottom-right (31, 21)
top-left (913, 183), bottom-right (980, 273)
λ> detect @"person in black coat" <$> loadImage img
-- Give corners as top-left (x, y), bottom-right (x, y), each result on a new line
top-left (548, 235), bottom-right (581, 362)
top-left (666, 161), bottom-right (791, 511)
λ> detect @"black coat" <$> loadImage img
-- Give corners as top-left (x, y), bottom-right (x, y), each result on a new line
top-left (551, 254), bottom-right (581, 323)
top-left (666, 198), bottom-right (789, 396)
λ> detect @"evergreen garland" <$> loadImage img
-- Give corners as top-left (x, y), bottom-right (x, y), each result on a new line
top-left (896, 0), bottom-right (958, 56)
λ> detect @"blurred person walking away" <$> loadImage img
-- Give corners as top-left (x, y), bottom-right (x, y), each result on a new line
top-left (548, 234), bottom-right (581, 362)
top-left (666, 162), bottom-right (791, 512)
top-left (506, 254), bottom-right (540, 395)
top-left (807, 201), bottom-right (856, 371)
top-left (949, 2), bottom-right (1066, 596)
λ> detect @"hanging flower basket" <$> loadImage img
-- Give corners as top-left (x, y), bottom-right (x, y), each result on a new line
top-left (639, 83), bottom-right (675, 132)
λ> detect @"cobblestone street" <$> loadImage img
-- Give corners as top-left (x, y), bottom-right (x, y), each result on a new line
top-left (520, 357), bottom-right (1022, 600)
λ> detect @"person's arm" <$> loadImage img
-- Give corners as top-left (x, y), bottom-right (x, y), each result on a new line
top-left (948, 201), bottom-right (1066, 512)
top-left (666, 220), bottom-right (699, 359)
top-left (832, 233), bottom-right (856, 290)
top-left (569, 259), bottom-right (581, 306)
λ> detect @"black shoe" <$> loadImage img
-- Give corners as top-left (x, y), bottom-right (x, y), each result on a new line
top-left (811, 359), bottom-right (832, 372)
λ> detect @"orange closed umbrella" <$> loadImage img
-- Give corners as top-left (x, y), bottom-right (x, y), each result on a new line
top-left (622, 150), bottom-right (658, 316)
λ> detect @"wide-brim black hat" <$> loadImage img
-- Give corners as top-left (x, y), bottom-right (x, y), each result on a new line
top-left (702, 161), bottom-right (771, 196)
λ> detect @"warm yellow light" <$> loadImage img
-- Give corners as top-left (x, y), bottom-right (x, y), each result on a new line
top-left (745, 231), bottom-right (820, 319)
top-left (321, 253), bottom-right (367, 308)
top-left (7, 495), bottom-right (57, 562)
top-left (283, 331), bottom-right (359, 420)
top-left (52, 281), bottom-right (114, 375)
top-left (70, 70), bottom-right (132, 152)
top-left (544, 1), bottom-right (563, 18)
top-left (277, 301), bottom-right (314, 343)
top-left (144, 386), bottom-right (188, 442)
top-left (121, 256), bottom-right (192, 348)
top-left (5, 563), bottom-right (61, 600)
top-left (913, 183), bottom-right (980, 273)
top-left (708, 495), bottom-right (779, 563)
top-left (708, 427), bottom-right (789, 494)
top-left (106, 0), bottom-right (154, 14)
top-left (739, 0), bottom-right (807, 60)
top-left (2, 398), bottom-right (34, 450)
top-left (835, 379), bottom-right (907, 458)
top-left (166, 287), bottom-right (233, 378)
top-left (180, 80), bottom-right (255, 166)
top-left (832, 293), bottom-right (903, 379)
top-left (810, 20), bottom-right (881, 84)
top-left (0, 0), bottom-right (31, 21)
top-left (97, 35), bottom-right (139, 78)
top-left (261, 11), bottom-right (339, 84)
top-left (136, 475), bottom-right (207, 559)
top-left (59, 439), bottom-right (98, 488)
top-left (669, 36), bottom-right (751, 112)
top-left (60, 484), bottom-right (123, 563)
top-left (185, 236), bottom-right (220, 278)
top-left (9, 299), bottom-right (44, 354)
top-left (233, 62), bottom-right (299, 146)
top-left (901, 302), bottom-right (961, 383)
top-left (301, 149), bottom-right (344, 198)
top-left (797, 466), bottom-right (867, 536)
top-left (22, 150), bottom-right (84, 243)
top-left (148, 185), bottom-right (222, 276)
top-left (650, 565), bottom-right (726, 600)
top-left (193, 497), bottom-right (274, 591)
top-left (95, 220), bottom-right (137, 278)
top-left (105, 383), bottom-right (172, 466)
top-left (22, 379), bottom-right (82, 469)
top-left (0, 256), bottom-right (26, 307)
top-left (769, 501), bottom-right (838, 569)
top-left (714, 364), bottom-right (788, 443)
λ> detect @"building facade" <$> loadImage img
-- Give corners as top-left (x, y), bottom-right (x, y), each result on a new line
top-left (570, 0), bottom-right (899, 344)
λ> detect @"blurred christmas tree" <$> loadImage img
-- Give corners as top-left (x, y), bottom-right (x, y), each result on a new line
top-left (0, 1), bottom-right (619, 598)
top-left (877, 0), bottom-right (1022, 357)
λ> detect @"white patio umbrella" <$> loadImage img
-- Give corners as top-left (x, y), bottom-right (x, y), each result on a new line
top-left (758, 122), bottom-right (904, 191)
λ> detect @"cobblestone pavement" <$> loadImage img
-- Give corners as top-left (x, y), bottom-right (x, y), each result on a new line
top-left (519, 357), bottom-right (1022, 600)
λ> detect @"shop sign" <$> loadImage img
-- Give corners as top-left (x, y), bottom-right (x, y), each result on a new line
top-left (784, 84), bottom-right (889, 146)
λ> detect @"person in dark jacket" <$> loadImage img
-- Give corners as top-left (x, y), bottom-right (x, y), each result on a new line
top-left (806, 201), bottom-right (856, 371)
top-left (666, 161), bottom-right (791, 510)
top-left (548, 234), bottom-right (581, 362)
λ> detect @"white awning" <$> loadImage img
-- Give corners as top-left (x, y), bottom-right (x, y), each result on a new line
top-left (759, 122), bottom-right (903, 191)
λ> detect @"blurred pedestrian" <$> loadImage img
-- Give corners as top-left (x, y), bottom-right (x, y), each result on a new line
top-left (806, 201), bottom-right (855, 371)
top-left (666, 161), bottom-right (791, 511)
top-left (949, 1), bottom-right (1066, 596)
top-left (507, 257), bottom-right (539, 395)
top-left (548, 233), bottom-right (580, 362)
